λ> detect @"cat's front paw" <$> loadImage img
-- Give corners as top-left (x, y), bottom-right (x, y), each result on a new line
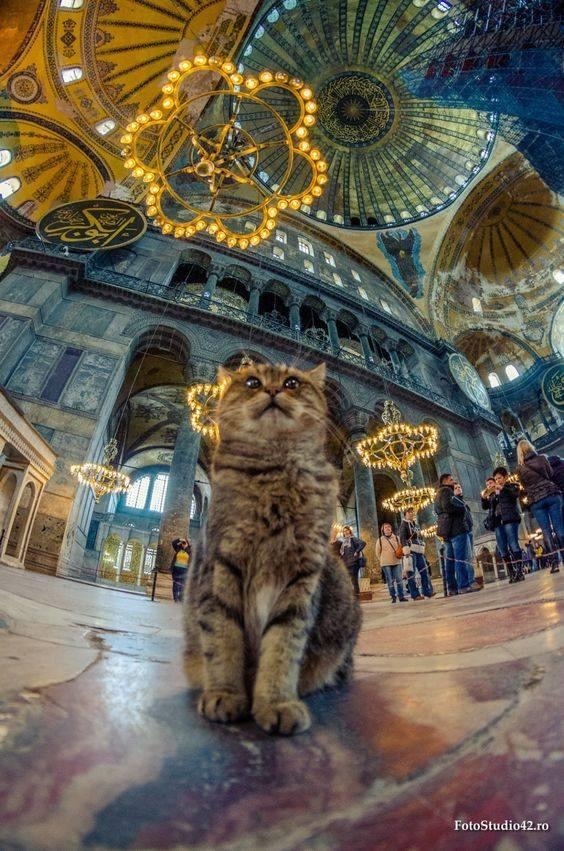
top-left (253, 699), bottom-right (311, 736)
top-left (198, 690), bottom-right (249, 724)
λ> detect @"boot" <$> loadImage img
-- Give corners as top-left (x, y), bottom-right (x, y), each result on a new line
top-left (509, 550), bottom-right (524, 582)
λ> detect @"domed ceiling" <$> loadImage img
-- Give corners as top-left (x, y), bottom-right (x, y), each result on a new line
top-left (430, 152), bottom-right (563, 356)
top-left (237, 0), bottom-right (496, 229)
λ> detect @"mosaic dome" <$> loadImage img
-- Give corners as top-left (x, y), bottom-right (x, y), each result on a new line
top-left (237, 0), bottom-right (496, 229)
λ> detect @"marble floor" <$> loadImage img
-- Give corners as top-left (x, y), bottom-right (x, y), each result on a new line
top-left (0, 565), bottom-right (563, 851)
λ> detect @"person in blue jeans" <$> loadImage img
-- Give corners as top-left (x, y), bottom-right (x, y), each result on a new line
top-left (434, 473), bottom-right (476, 594)
top-left (375, 523), bottom-right (408, 603)
top-left (482, 467), bottom-right (524, 582)
top-left (399, 508), bottom-right (435, 599)
top-left (517, 440), bottom-right (562, 574)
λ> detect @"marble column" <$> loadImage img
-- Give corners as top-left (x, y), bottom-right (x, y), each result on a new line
top-left (155, 415), bottom-right (201, 573)
top-left (358, 330), bottom-right (375, 366)
top-left (344, 412), bottom-right (379, 582)
top-left (247, 284), bottom-right (261, 318)
top-left (289, 298), bottom-right (301, 332)
top-left (326, 311), bottom-right (341, 355)
top-left (200, 267), bottom-right (220, 308)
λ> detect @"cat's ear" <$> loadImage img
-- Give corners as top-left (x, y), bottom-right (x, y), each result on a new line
top-left (308, 362), bottom-right (326, 386)
top-left (217, 366), bottom-right (234, 389)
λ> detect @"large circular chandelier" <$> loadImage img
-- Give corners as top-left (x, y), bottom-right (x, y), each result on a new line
top-left (382, 487), bottom-right (436, 514)
top-left (70, 439), bottom-right (130, 503)
top-left (186, 382), bottom-right (222, 439)
top-left (120, 55), bottom-right (328, 248)
top-left (356, 401), bottom-right (438, 485)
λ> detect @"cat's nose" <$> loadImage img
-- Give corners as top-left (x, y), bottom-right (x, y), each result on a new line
top-left (265, 386), bottom-right (281, 397)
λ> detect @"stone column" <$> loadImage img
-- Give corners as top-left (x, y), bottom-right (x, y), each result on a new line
top-left (155, 416), bottom-right (202, 573)
top-left (200, 266), bottom-right (220, 308)
top-left (344, 411), bottom-right (380, 583)
top-left (326, 311), bottom-right (341, 355)
top-left (358, 329), bottom-right (375, 366)
top-left (289, 298), bottom-right (301, 332)
top-left (247, 283), bottom-right (261, 318)
top-left (389, 349), bottom-right (402, 373)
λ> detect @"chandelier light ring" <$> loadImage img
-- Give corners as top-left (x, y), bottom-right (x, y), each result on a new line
top-left (186, 382), bottom-right (223, 440)
top-left (70, 439), bottom-right (130, 503)
top-left (120, 55), bottom-right (327, 248)
top-left (382, 487), bottom-right (436, 514)
top-left (356, 422), bottom-right (438, 478)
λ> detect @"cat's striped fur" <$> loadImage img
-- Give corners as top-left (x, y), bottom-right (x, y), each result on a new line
top-left (184, 363), bottom-right (361, 735)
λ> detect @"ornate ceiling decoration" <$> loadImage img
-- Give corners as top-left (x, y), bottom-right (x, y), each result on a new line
top-left (237, 0), bottom-right (496, 229)
top-left (430, 152), bottom-right (563, 354)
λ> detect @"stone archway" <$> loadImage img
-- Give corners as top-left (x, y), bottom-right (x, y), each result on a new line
top-left (0, 471), bottom-right (18, 550)
top-left (5, 480), bottom-right (35, 561)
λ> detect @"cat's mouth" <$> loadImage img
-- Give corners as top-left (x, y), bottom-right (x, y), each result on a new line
top-left (259, 398), bottom-right (292, 418)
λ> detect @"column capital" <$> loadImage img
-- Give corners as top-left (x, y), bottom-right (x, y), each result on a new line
top-left (342, 408), bottom-right (371, 441)
top-left (187, 361), bottom-right (217, 384)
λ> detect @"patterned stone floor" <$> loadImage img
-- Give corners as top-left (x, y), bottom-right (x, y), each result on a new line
top-left (0, 565), bottom-right (563, 850)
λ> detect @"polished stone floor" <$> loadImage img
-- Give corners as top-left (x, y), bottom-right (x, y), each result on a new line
top-left (0, 565), bottom-right (563, 851)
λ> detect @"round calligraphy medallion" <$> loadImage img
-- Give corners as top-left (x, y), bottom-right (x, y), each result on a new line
top-left (448, 353), bottom-right (492, 411)
top-left (541, 363), bottom-right (564, 411)
top-left (36, 199), bottom-right (146, 251)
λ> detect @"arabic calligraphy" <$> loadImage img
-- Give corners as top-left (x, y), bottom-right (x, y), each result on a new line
top-left (449, 353), bottom-right (491, 410)
top-left (542, 365), bottom-right (564, 411)
top-left (37, 199), bottom-right (146, 251)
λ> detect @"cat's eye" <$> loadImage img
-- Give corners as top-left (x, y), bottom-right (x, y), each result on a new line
top-left (283, 376), bottom-right (300, 390)
top-left (245, 376), bottom-right (261, 389)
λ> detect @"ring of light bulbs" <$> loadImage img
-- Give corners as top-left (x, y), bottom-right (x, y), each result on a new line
top-left (356, 422), bottom-right (438, 483)
top-left (120, 55), bottom-right (328, 248)
top-left (381, 486), bottom-right (436, 514)
top-left (186, 382), bottom-right (223, 440)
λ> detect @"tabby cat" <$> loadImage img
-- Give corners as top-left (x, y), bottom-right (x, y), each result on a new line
top-left (184, 362), bottom-right (361, 735)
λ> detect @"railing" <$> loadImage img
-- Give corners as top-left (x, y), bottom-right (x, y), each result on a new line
top-left (8, 237), bottom-right (496, 423)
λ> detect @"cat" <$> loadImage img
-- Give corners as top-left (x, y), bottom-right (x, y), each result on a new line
top-left (184, 362), bottom-right (361, 735)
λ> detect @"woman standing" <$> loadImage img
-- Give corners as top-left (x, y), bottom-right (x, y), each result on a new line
top-left (339, 525), bottom-right (366, 595)
top-left (399, 508), bottom-right (435, 598)
top-left (482, 467), bottom-right (524, 582)
top-left (170, 537), bottom-right (192, 602)
top-left (516, 440), bottom-right (562, 573)
top-left (375, 522), bottom-right (407, 603)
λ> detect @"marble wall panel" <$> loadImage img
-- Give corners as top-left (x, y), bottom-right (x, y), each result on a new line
top-left (59, 352), bottom-right (117, 413)
top-left (49, 301), bottom-right (114, 337)
top-left (7, 338), bottom-right (63, 397)
top-left (0, 315), bottom-right (28, 361)
top-left (0, 271), bottom-right (39, 304)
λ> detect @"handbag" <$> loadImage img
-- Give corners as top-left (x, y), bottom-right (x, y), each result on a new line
top-left (402, 554), bottom-right (413, 575)
top-left (411, 543), bottom-right (425, 554)
top-left (483, 515), bottom-right (495, 531)
top-left (357, 555), bottom-right (367, 569)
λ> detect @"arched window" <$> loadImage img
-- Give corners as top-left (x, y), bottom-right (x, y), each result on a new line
top-left (61, 66), bottom-right (83, 83)
top-left (472, 297), bottom-right (482, 313)
top-left (333, 273), bottom-right (343, 286)
top-left (149, 473), bottom-right (169, 512)
top-left (298, 237), bottom-right (314, 256)
top-left (59, 0), bottom-right (83, 7)
top-left (351, 269), bottom-right (361, 282)
top-left (275, 229), bottom-right (286, 244)
top-left (380, 298), bottom-right (392, 314)
top-left (125, 475), bottom-right (151, 509)
top-left (303, 259), bottom-right (314, 273)
top-left (505, 364), bottom-right (519, 381)
top-left (488, 372), bottom-right (501, 388)
top-left (0, 177), bottom-right (21, 199)
top-left (0, 150), bottom-right (12, 167)
top-left (324, 251), bottom-right (335, 267)
top-left (273, 246), bottom-right (284, 260)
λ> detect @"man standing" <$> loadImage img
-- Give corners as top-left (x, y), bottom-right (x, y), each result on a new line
top-left (434, 473), bottom-right (476, 595)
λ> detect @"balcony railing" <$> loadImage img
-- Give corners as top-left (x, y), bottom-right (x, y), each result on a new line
top-left (8, 237), bottom-right (498, 424)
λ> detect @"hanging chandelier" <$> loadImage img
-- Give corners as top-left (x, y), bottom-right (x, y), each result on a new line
top-left (120, 55), bottom-right (328, 248)
top-left (186, 382), bottom-right (222, 439)
top-left (382, 486), bottom-right (436, 514)
top-left (356, 401), bottom-right (438, 485)
top-left (70, 439), bottom-right (130, 503)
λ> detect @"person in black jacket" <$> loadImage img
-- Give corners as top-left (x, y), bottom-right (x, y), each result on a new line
top-left (170, 537), bottom-right (192, 602)
top-left (434, 473), bottom-right (474, 594)
top-left (488, 466), bottom-right (524, 582)
top-left (339, 525), bottom-right (366, 596)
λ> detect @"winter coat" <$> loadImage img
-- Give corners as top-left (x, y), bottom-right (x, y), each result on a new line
top-left (375, 533), bottom-right (402, 566)
top-left (399, 519), bottom-right (424, 548)
top-left (339, 536), bottom-right (366, 569)
top-left (481, 483), bottom-right (521, 526)
top-left (434, 485), bottom-right (470, 540)
top-left (548, 456), bottom-right (564, 493)
top-left (517, 452), bottom-right (560, 505)
top-left (170, 537), bottom-right (192, 572)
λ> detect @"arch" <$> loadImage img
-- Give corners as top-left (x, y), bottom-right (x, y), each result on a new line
top-left (222, 264), bottom-right (252, 285)
top-left (0, 471), bottom-right (17, 535)
top-left (5, 481), bottom-right (35, 560)
top-left (300, 295), bottom-right (326, 331)
top-left (262, 279), bottom-right (290, 302)
top-left (129, 325), bottom-right (191, 369)
top-left (335, 309), bottom-right (358, 332)
top-left (0, 177), bottom-right (21, 199)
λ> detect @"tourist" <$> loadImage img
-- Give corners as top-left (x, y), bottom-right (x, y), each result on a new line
top-left (516, 440), bottom-right (562, 573)
top-left (399, 508), bottom-right (435, 599)
top-left (375, 522), bottom-right (407, 603)
top-left (170, 537), bottom-right (192, 602)
top-left (484, 466), bottom-right (524, 582)
top-left (434, 473), bottom-right (475, 594)
top-left (339, 525), bottom-right (366, 595)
